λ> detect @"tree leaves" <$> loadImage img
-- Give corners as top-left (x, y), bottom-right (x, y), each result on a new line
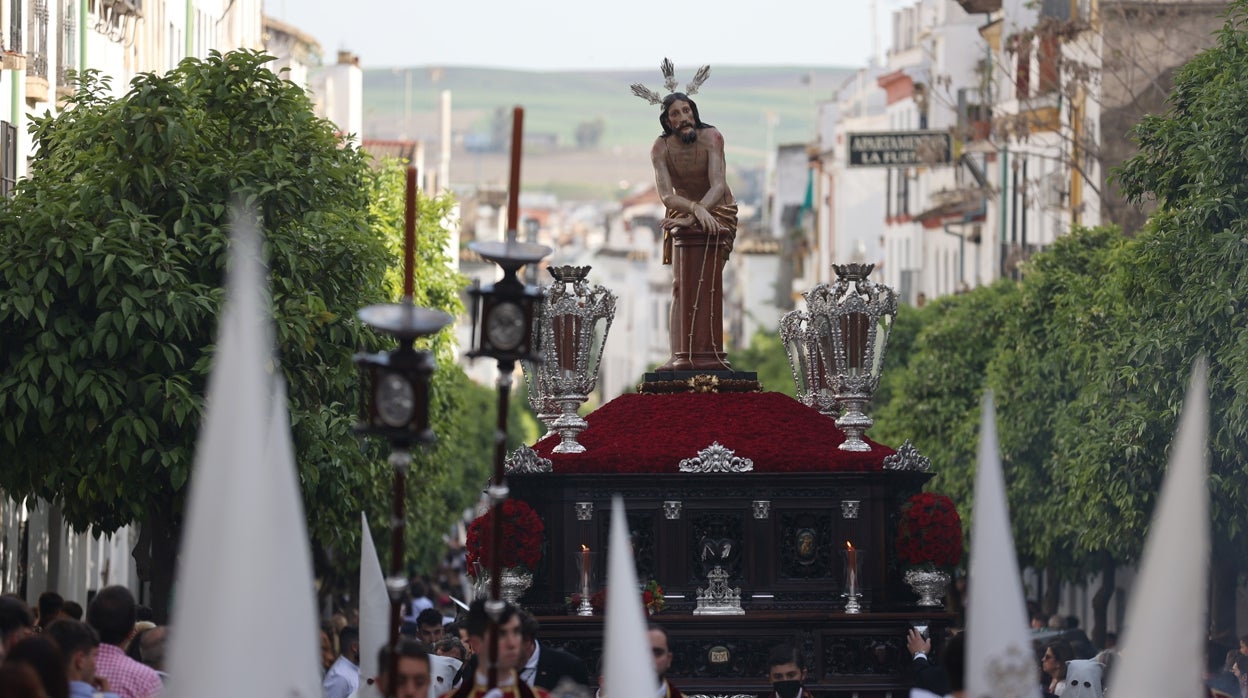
top-left (0, 51), bottom-right (389, 545)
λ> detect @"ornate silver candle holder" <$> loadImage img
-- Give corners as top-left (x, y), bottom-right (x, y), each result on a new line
top-left (804, 263), bottom-right (898, 451)
top-left (574, 547), bottom-right (599, 616)
top-left (842, 544), bottom-right (863, 614)
top-left (780, 309), bottom-right (837, 416)
top-left (522, 288), bottom-right (561, 439)
top-left (522, 265), bottom-right (615, 454)
top-left (843, 591), bottom-right (863, 614)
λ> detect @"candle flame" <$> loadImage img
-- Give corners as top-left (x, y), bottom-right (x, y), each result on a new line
top-left (582, 544), bottom-right (589, 553)
top-left (846, 541), bottom-right (854, 551)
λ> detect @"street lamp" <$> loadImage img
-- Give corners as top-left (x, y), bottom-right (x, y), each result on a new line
top-left (353, 167), bottom-right (452, 696)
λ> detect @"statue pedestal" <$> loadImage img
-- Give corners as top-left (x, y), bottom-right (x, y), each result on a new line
top-left (661, 227), bottom-right (731, 371)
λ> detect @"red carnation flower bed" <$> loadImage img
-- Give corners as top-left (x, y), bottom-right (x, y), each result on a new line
top-left (895, 492), bottom-right (963, 568)
top-left (466, 499), bottom-right (544, 572)
top-left (531, 392), bottom-right (893, 473)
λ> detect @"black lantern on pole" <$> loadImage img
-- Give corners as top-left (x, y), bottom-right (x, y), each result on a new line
top-left (353, 300), bottom-right (451, 698)
top-left (466, 239), bottom-right (550, 368)
top-left (464, 106), bottom-right (554, 691)
top-left (355, 303), bottom-right (451, 445)
top-left (352, 166), bottom-right (453, 697)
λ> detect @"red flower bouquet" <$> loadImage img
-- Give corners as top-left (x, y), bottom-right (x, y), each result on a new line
top-left (895, 492), bottom-right (963, 569)
top-left (466, 499), bottom-right (545, 574)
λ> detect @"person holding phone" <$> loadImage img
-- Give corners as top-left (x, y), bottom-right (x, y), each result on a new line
top-left (907, 626), bottom-right (952, 698)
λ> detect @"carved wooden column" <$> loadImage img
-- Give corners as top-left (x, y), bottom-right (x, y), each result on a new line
top-left (667, 227), bottom-right (731, 371)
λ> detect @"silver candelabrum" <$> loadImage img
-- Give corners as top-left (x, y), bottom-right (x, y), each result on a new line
top-left (803, 263), bottom-right (898, 451)
top-left (780, 309), bottom-right (837, 417)
top-left (522, 265), bottom-right (616, 453)
top-left (523, 285), bottom-right (560, 439)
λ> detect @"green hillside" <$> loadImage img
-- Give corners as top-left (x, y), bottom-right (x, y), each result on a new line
top-left (363, 65), bottom-right (856, 168)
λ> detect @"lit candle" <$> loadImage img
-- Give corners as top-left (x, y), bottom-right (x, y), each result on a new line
top-left (846, 541), bottom-right (857, 595)
top-left (581, 544), bottom-right (591, 597)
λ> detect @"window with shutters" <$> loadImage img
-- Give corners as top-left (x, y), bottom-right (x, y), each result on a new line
top-left (1, 120), bottom-right (18, 197)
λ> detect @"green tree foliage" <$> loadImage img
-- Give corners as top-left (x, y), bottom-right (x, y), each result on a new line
top-left (871, 2), bottom-right (1248, 634)
top-left (1111, 0), bottom-right (1248, 634)
top-left (985, 226), bottom-right (1136, 625)
top-left (0, 50), bottom-right (384, 529)
top-left (366, 158), bottom-right (464, 355)
top-left (872, 281), bottom-right (1020, 525)
top-left (722, 5), bottom-right (1248, 637)
top-left (873, 303), bottom-right (924, 410)
top-left (727, 328), bottom-right (797, 397)
top-left (0, 51), bottom-right (478, 615)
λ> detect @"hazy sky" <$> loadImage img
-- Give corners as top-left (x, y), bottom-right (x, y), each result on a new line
top-left (265, 0), bottom-right (907, 70)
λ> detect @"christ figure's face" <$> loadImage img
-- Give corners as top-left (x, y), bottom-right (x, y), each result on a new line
top-left (667, 99), bottom-right (698, 143)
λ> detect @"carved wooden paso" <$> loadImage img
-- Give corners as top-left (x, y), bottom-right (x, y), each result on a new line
top-left (506, 467), bottom-right (950, 694)
top-left (511, 471), bottom-right (929, 615)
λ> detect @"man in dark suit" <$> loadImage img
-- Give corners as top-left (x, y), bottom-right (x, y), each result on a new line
top-left (649, 622), bottom-right (685, 698)
top-left (518, 609), bottom-right (589, 690)
top-left (908, 627), bottom-right (955, 698)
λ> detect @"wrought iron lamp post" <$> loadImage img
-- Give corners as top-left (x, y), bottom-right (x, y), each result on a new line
top-left (465, 106), bottom-right (552, 690)
top-left (353, 167), bottom-right (453, 696)
top-left (805, 263), bottom-right (898, 451)
top-left (523, 265), bottom-right (616, 453)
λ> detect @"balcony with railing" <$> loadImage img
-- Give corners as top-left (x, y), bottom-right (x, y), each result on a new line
top-left (1039, 0), bottom-right (1096, 22)
top-left (56, 0), bottom-right (76, 92)
top-left (955, 0), bottom-right (1001, 13)
top-left (8, 0), bottom-right (22, 53)
top-left (26, 0), bottom-right (50, 103)
top-left (90, 0), bottom-right (143, 44)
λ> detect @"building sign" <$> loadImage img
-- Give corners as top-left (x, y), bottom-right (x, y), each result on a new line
top-left (847, 131), bottom-right (952, 167)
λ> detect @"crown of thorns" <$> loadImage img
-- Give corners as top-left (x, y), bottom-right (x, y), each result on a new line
top-left (630, 58), bottom-right (711, 105)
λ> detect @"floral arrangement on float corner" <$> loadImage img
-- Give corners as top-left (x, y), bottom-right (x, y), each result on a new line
top-left (643, 579), bottom-right (666, 614)
top-left (895, 491), bottom-right (963, 607)
top-left (466, 499), bottom-right (545, 603)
